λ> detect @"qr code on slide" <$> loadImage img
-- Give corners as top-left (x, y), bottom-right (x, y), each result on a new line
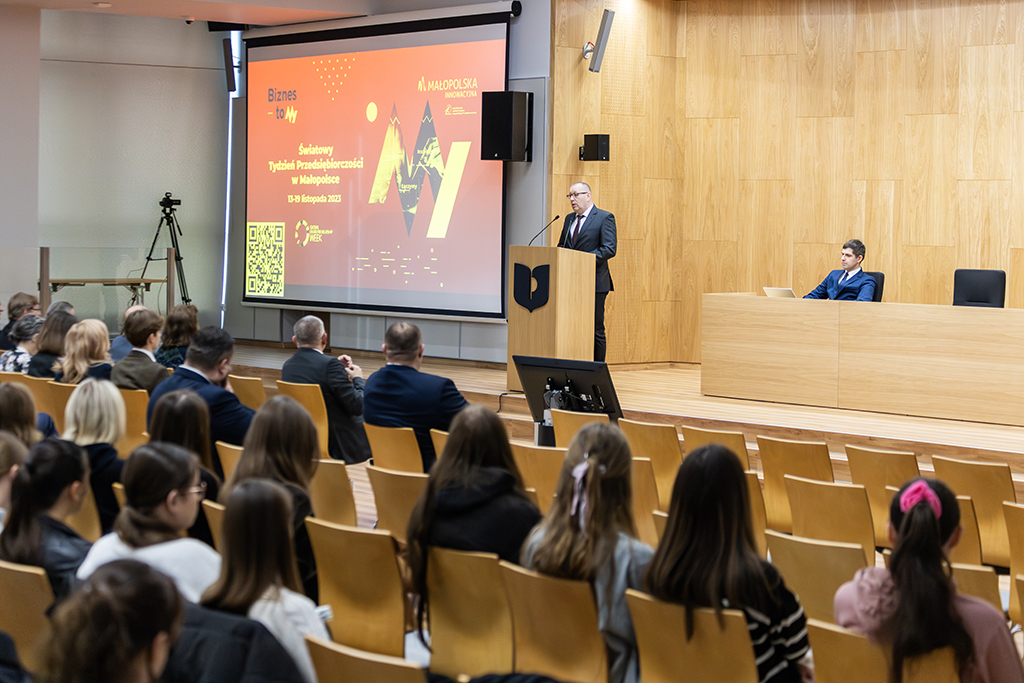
top-left (245, 223), bottom-right (285, 297)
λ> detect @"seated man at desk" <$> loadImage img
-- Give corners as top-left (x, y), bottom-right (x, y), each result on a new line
top-left (804, 239), bottom-right (876, 301)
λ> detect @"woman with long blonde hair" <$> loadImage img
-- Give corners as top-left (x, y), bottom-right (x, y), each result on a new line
top-left (56, 319), bottom-right (112, 384)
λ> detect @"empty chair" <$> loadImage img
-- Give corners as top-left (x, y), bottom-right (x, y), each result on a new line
top-left (652, 510), bottom-right (668, 543)
top-left (509, 442), bottom-right (567, 514)
top-left (215, 441), bottom-right (243, 482)
top-left (807, 619), bottom-right (888, 683)
top-left (63, 484), bottom-right (103, 543)
top-left (365, 465), bottom-right (428, 544)
top-left (550, 408), bottom-right (609, 448)
top-left (429, 429), bottom-right (448, 458)
top-left (115, 388), bottom-right (149, 457)
top-left (364, 423), bottom-right (423, 473)
top-left (306, 636), bottom-right (427, 683)
top-left (626, 589), bottom-right (759, 683)
top-left (228, 374), bottom-right (267, 410)
top-left (864, 271), bottom-right (885, 302)
top-left (427, 548), bottom-right (513, 679)
top-left (201, 499), bottom-right (226, 552)
top-left (746, 471), bottom-right (768, 559)
top-left (111, 481), bottom-right (127, 509)
top-left (950, 563), bottom-right (1002, 614)
top-left (499, 561), bottom-right (608, 683)
top-left (618, 418), bottom-right (682, 510)
top-left (41, 381), bottom-right (76, 435)
top-left (766, 531), bottom-right (867, 623)
top-left (931, 456), bottom-right (1015, 567)
top-left (756, 436), bottom-right (834, 533)
top-left (679, 424), bottom-right (750, 469)
top-left (951, 496), bottom-right (984, 566)
top-left (632, 457), bottom-right (660, 547)
top-left (786, 475), bottom-right (876, 565)
top-left (305, 519), bottom-right (406, 656)
top-left (0, 559), bottom-right (55, 672)
top-left (1002, 501), bottom-right (1024, 622)
top-left (845, 445), bottom-right (920, 548)
top-left (275, 380), bottom-right (330, 458)
top-left (952, 268), bottom-right (1005, 308)
top-left (309, 459), bottom-right (357, 527)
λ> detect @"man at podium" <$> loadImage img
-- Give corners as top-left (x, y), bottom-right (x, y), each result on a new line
top-left (804, 239), bottom-right (876, 302)
top-left (556, 182), bottom-right (617, 362)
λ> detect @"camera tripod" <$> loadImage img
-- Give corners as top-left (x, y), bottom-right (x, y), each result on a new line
top-left (142, 192), bottom-right (192, 306)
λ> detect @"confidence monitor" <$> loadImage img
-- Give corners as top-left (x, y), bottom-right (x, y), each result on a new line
top-left (512, 355), bottom-right (623, 447)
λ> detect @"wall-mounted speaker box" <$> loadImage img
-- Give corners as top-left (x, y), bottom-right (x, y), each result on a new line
top-left (580, 134), bottom-right (610, 161)
top-left (481, 91), bottom-right (533, 162)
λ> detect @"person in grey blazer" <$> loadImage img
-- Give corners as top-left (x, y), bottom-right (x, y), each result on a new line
top-left (281, 316), bottom-right (371, 464)
top-left (111, 308), bottom-right (171, 394)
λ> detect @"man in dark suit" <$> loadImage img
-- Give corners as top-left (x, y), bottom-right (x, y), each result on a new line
top-left (281, 315), bottom-right (371, 464)
top-left (148, 326), bottom-right (254, 475)
top-left (804, 239), bottom-right (876, 302)
top-left (111, 308), bottom-right (171, 394)
top-left (556, 182), bottom-right (617, 362)
top-left (109, 304), bottom-right (147, 363)
top-left (363, 322), bottom-right (468, 471)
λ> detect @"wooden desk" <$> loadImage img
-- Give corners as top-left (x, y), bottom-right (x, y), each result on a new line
top-left (701, 293), bottom-right (1024, 427)
top-left (48, 278), bottom-right (165, 306)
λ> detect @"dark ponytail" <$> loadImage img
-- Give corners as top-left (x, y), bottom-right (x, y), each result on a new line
top-left (0, 439), bottom-right (87, 566)
top-left (114, 443), bottom-right (197, 548)
top-left (888, 477), bottom-right (974, 682)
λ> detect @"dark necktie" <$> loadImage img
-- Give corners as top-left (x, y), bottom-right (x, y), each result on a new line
top-left (571, 215), bottom-right (583, 247)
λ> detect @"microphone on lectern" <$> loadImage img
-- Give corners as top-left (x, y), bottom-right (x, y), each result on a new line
top-left (528, 215), bottom-right (561, 247)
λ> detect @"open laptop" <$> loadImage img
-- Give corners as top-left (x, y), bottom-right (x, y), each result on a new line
top-left (763, 287), bottom-right (797, 298)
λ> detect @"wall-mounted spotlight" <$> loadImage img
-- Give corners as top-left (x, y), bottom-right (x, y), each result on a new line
top-left (583, 10), bottom-right (615, 73)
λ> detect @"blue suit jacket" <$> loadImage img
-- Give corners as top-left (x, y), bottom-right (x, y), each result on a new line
top-left (556, 207), bottom-right (617, 293)
top-left (804, 270), bottom-right (876, 302)
top-left (363, 364), bottom-right (468, 471)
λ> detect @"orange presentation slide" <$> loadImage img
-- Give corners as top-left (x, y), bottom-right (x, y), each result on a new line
top-left (245, 28), bottom-right (507, 316)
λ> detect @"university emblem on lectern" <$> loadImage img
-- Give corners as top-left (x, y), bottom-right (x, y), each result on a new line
top-left (513, 264), bottom-right (550, 312)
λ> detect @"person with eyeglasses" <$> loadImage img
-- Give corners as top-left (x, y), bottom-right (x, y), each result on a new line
top-left (557, 182), bottom-right (617, 362)
top-left (77, 442), bottom-right (221, 602)
top-left (0, 292), bottom-right (40, 351)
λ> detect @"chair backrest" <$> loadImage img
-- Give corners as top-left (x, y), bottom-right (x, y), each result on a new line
top-left (202, 500), bottom-right (226, 552)
top-left (309, 459), bottom-right (357, 527)
top-left (275, 380), bottom-right (330, 458)
top-left (427, 548), bottom-right (513, 679)
top-left (306, 636), bottom-right (427, 683)
top-left (864, 271), bottom-right (885, 302)
top-left (115, 387), bottom-right (149, 457)
top-left (786, 475), bottom-right (876, 566)
top-left (807, 618), bottom-right (888, 683)
top-left (903, 647), bottom-right (960, 683)
top-left (679, 425), bottom-right (750, 469)
top-left (0, 559), bottom-right (55, 673)
top-left (499, 561), bottom-right (608, 683)
top-left (745, 471), bottom-right (768, 559)
top-left (430, 429), bottom-right (448, 459)
top-left (618, 419), bottom-right (682, 511)
top-left (652, 510), bottom-right (668, 543)
top-left (45, 380), bottom-right (77, 435)
top-left (951, 496), bottom-right (984, 565)
top-left (509, 442), bottom-right (567, 515)
top-left (765, 531), bottom-right (867, 623)
top-left (1003, 501), bottom-right (1024, 623)
top-left (305, 519), bottom-right (406, 656)
top-left (625, 589), bottom-right (758, 683)
top-left (5, 375), bottom-right (51, 425)
top-left (756, 436), bottom-right (834, 534)
top-left (215, 441), bottom-right (244, 482)
top-left (949, 563), bottom-right (1002, 613)
top-left (64, 482), bottom-right (102, 543)
top-left (845, 445), bottom-right (920, 548)
top-left (952, 268), bottom-right (1006, 308)
top-left (1016, 575), bottom-right (1024, 637)
top-left (632, 458), bottom-right (661, 547)
top-left (366, 465), bottom-right (428, 544)
top-left (550, 409), bottom-right (610, 449)
top-left (931, 455), bottom-right (1015, 567)
top-left (364, 423), bottom-right (424, 473)
top-left (0, 371), bottom-right (29, 385)
top-left (111, 481), bottom-right (127, 509)
top-left (228, 374), bottom-right (267, 411)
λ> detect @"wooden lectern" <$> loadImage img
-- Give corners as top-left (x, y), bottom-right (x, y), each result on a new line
top-left (507, 246), bottom-right (596, 391)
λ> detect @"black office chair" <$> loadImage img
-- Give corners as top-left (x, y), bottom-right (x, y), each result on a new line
top-left (952, 269), bottom-right (1006, 308)
top-left (865, 271), bottom-right (884, 302)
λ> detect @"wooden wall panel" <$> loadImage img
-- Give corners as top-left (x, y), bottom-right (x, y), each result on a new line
top-left (740, 55), bottom-right (796, 180)
top-left (601, 0), bottom-right (647, 117)
top-left (682, 118), bottom-right (739, 242)
top-left (600, 114), bottom-right (645, 236)
top-left (797, 0), bottom-right (856, 117)
top-left (854, 50), bottom-right (905, 180)
top-left (956, 180), bottom-right (1013, 269)
top-left (960, 0), bottom-right (1015, 46)
top-left (551, 47), bottom-right (602, 177)
top-left (904, 113), bottom-right (958, 246)
top-left (899, 245), bottom-right (956, 303)
top-left (739, 180), bottom-right (796, 292)
top-left (906, 0), bottom-right (959, 115)
top-left (793, 243), bottom-right (841, 298)
top-left (685, 0), bottom-right (742, 118)
top-left (853, 180), bottom-right (903, 292)
top-left (742, 0), bottom-right (797, 55)
top-left (1010, 248), bottom-right (1024, 308)
top-left (856, 0), bottom-right (906, 52)
top-left (647, 0), bottom-right (686, 58)
top-left (644, 56), bottom-right (684, 180)
top-left (641, 178), bottom-right (677, 302)
top-left (795, 116), bottom-right (855, 244)
top-left (958, 45), bottom-right (1014, 180)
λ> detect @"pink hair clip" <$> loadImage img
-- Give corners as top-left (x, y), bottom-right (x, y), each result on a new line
top-left (899, 480), bottom-right (942, 519)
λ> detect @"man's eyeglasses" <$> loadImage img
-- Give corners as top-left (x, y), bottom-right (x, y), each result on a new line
top-left (182, 481), bottom-right (207, 499)
top-left (566, 191), bottom-right (590, 199)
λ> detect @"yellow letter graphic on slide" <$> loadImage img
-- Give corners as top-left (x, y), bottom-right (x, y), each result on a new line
top-left (426, 141), bottom-right (470, 238)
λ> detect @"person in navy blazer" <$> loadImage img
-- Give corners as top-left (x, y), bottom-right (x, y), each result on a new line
top-left (147, 326), bottom-right (254, 478)
top-left (804, 239), bottom-right (876, 302)
top-left (556, 182), bottom-right (617, 362)
top-left (363, 322), bottom-right (468, 472)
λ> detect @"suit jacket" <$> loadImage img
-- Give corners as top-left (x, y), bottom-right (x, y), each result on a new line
top-left (108, 334), bottom-right (132, 363)
top-left (363, 364), bottom-right (468, 471)
top-left (556, 207), bottom-right (617, 293)
top-left (804, 270), bottom-right (876, 302)
top-left (111, 349), bottom-right (171, 394)
top-left (281, 348), bottom-right (371, 464)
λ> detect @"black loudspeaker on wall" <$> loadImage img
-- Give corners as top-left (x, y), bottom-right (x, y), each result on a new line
top-left (579, 134), bottom-right (609, 161)
top-left (481, 91), bottom-right (533, 162)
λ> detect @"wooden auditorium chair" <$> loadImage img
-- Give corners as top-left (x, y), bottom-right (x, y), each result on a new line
top-left (363, 423), bottom-right (424, 473)
top-left (756, 436), bottom-right (834, 534)
top-left (931, 455), bottom-right (1015, 568)
top-left (64, 483), bottom-right (103, 543)
top-left (429, 429), bottom-right (448, 458)
top-left (652, 510), bottom-right (668, 543)
top-left (765, 531), bottom-right (867, 623)
top-left (617, 418), bottom-right (682, 511)
top-left (1003, 501), bottom-right (1024, 623)
top-left (807, 618), bottom-right (888, 683)
top-left (785, 475), bottom-right (876, 566)
top-left (275, 380), bottom-right (331, 459)
top-left (111, 481), bottom-right (127, 509)
top-left (201, 500), bottom-right (226, 552)
top-left (632, 457), bottom-right (661, 547)
top-left (845, 445), bottom-right (920, 548)
top-left (115, 387), bottom-right (149, 457)
top-left (309, 459), bottom-right (358, 527)
top-left (215, 441), bottom-right (244, 482)
top-left (509, 442), bottom-right (567, 514)
top-left (679, 424), bottom-right (751, 469)
top-left (0, 559), bottom-right (55, 673)
top-left (306, 636), bottom-right (427, 683)
top-left (745, 471), bottom-right (768, 559)
top-left (365, 465), bottom-right (428, 544)
top-left (43, 380), bottom-right (76, 435)
top-left (949, 563), bottom-right (1003, 613)
top-left (227, 374), bottom-right (267, 410)
top-left (549, 409), bottom-right (609, 449)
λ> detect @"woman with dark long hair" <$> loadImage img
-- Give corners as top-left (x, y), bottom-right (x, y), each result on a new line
top-left (155, 305), bottom-right (198, 369)
top-left (28, 310), bottom-right (77, 378)
top-left (835, 477), bottom-right (1024, 683)
top-left (644, 444), bottom-right (810, 683)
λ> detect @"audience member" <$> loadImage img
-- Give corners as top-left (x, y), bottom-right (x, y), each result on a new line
top-left (155, 305), bottom-right (199, 369)
top-left (0, 385), bottom-right (43, 447)
top-left (0, 438), bottom-right (92, 603)
top-left (41, 558), bottom-right (183, 683)
top-left (45, 300), bottom-right (75, 317)
top-left (227, 395), bottom-right (319, 602)
top-left (27, 310), bottom-right (77, 378)
top-left (111, 308), bottom-right (171, 394)
top-left (281, 315), bottom-right (370, 464)
top-left (835, 477), bottom-right (1024, 683)
top-left (202, 479), bottom-right (328, 683)
top-left (0, 315), bottom-right (43, 374)
top-left (63, 379), bottom-right (125, 534)
top-left (148, 390), bottom-right (220, 548)
top-left (0, 433), bottom-right (27, 531)
top-left (147, 327), bottom-right (254, 466)
top-left (109, 304), bottom-right (147, 363)
top-left (644, 444), bottom-right (811, 683)
top-left (521, 423), bottom-right (653, 683)
top-left (54, 319), bottom-right (113, 384)
top-left (0, 293), bottom-right (39, 351)
top-left (407, 405), bottom-right (541, 644)
top-left (363, 322), bottom-right (468, 470)
top-left (77, 443), bottom-right (221, 602)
